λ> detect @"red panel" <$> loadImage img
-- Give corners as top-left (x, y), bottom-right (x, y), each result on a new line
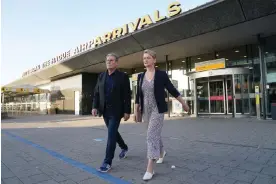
top-left (210, 96), bottom-right (232, 101)
top-left (210, 96), bottom-right (224, 101)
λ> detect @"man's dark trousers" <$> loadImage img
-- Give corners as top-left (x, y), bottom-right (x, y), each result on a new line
top-left (103, 112), bottom-right (128, 165)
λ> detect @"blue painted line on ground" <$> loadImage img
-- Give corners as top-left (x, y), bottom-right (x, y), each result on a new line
top-left (3, 131), bottom-right (131, 184)
top-left (94, 138), bottom-right (104, 142)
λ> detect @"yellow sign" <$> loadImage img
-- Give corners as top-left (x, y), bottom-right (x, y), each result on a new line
top-left (1, 87), bottom-right (12, 92)
top-left (16, 88), bottom-right (24, 92)
top-left (22, 2), bottom-right (183, 77)
top-left (33, 88), bottom-right (41, 93)
top-left (195, 58), bottom-right (226, 72)
top-left (256, 94), bottom-right (260, 105)
top-left (255, 86), bottom-right (260, 105)
top-left (132, 74), bottom-right (138, 81)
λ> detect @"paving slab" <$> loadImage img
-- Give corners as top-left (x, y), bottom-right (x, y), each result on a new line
top-left (2, 117), bottom-right (276, 184)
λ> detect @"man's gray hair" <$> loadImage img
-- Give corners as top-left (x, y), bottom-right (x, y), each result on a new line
top-left (106, 53), bottom-right (119, 61)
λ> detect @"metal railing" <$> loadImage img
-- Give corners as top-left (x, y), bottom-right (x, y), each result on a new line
top-left (1, 102), bottom-right (51, 116)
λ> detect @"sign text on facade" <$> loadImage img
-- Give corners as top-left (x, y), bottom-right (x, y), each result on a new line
top-left (22, 2), bottom-right (182, 77)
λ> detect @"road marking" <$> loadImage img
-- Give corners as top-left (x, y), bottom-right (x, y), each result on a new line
top-left (93, 138), bottom-right (104, 142)
top-left (3, 131), bottom-right (131, 184)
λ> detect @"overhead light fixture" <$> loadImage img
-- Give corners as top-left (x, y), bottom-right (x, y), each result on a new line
top-left (244, 56), bottom-right (247, 58)
top-left (182, 60), bottom-right (185, 63)
top-left (197, 57), bottom-right (201, 60)
top-left (155, 66), bottom-right (158, 68)
top-left (265, 52), bottom-right (268, 54)
top-left (235, 50), bottom-right (239, 53)
top-left (226, 58), bottom-right (229, 61)
top-left (216, 54), bottom-right (219, 57)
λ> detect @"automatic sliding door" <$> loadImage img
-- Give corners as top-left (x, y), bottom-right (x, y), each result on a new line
top-left (209, 80), bottom-right (225, 113)
top-left (197, 81), bottom-right (209, 113)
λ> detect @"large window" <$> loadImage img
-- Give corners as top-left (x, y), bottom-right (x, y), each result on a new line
top-left (265, 35), bottom-right (276, 115)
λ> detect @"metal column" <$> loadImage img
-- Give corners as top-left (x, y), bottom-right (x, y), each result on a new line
top-left (193, 79), bottom-right (198, 117)
top-left (185, 57), bottom-right (192, 114)
top-left (1, 93), bottom-right (4, 104)
top-left (232, 74), bottom-right (236, 118)
top-left (1, 93), bottom-right (4, 113)
top-left (258, 35), bottom-right (268, 119)
top-left (165, 55), bottom-right (170, 117)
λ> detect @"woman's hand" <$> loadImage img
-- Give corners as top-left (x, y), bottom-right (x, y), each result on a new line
top-left (182, 102), bottom-right (190, 112)
top-left (134, 104), bottom-right (140, 123)
top-left (176, 96), bottom-right (190, 112)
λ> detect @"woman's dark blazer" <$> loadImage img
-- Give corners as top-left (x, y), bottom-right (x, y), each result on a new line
top-left (135, 70), bottom-right (180, 114)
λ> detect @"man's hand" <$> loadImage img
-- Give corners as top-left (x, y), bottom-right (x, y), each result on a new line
top-left (91, 109), bottom-right (98, 116)
top-left (123, 113), bottom-right (130, 121)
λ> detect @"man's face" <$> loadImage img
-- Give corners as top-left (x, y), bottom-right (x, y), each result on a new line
top-left (106, 55), bottom-right (118, 70)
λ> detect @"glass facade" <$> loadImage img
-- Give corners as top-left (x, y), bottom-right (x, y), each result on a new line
top-left (265, 35), bottom-right (276, 116)
top-left (3, 35), bottom-right (276, 119)
top-left (130, 35), bottom-right (276, 118)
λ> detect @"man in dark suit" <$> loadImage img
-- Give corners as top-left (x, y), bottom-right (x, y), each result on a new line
top-left (92, 53), bottom-right (131, 172)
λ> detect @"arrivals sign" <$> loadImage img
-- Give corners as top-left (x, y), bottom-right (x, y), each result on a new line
top-left (195, 58), bottom-right (226, 72)
top-left (22, 2), bottom-right (182, 77)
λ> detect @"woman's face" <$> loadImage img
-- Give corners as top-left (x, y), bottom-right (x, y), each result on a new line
top-left (143, 53), bottom-right (156, 67)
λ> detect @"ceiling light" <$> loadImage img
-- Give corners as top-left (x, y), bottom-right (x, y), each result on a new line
top-left (155, 66), bottom-right (158, 67)
top-left (244, 56), bottom-right (247, 58)
top-left (226, 58), bottom-right (229, 61)
top-left (235, 50), bottom-right (239, 53)
top-left (197, 57), bottom-right (201, 60)
top-left (216, 54), bottom-right (219, 57)
top-left (182, 60), bottom-right (185, 63)
top-left (265, 52), bottom-right (268, 54)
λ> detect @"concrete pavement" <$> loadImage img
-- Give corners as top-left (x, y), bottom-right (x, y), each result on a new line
top-left (1, 116), bottom-right (276, 184)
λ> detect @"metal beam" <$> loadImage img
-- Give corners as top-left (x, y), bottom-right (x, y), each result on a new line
top-left (258, 35), bottom-right (268, 120)
top-left (165, 55), bottom-right (170, 118)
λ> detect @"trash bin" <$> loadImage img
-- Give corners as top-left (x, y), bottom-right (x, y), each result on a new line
top-left (271, 103), bottom-right (276, 120)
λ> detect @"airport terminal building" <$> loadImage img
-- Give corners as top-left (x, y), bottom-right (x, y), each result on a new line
top-left (2, 0), bottom-right (276, 119)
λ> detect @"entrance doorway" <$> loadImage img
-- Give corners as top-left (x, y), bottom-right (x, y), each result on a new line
top-left (189, 68), bottom-right (253, 117)
top-left (197, 76), bottom-right (233, 114)
top-left (209, 80), bottom-right (225, 113)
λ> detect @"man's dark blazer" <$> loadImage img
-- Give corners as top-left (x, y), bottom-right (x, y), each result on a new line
top-left (135, 70), bottom-right (180, 114)
top-left (92, 70), bottom-right (131, 118)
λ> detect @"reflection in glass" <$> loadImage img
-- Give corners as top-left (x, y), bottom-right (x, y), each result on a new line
top-left (235, 74), bottom-right (242, 113)
top-left (265, 35), bottom-right (276, 117)
top-left (243, 74), bottom-right (250, 113)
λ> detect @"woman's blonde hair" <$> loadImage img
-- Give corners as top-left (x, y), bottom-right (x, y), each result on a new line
top-left (143, 49), bottom-right (156, 59)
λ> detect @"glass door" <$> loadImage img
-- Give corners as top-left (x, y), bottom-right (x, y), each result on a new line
top-left (209, 80), bottom-right (225, 113)
top-left (197, 78), bottom-right (209, 113)
top-left (226, 76), bottom-right (233, 114)
top-left (234, 74), bottom-right (250, 114)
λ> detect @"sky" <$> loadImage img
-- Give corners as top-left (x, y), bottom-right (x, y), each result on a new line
top-left (1, 0), bottom-right (210, 86)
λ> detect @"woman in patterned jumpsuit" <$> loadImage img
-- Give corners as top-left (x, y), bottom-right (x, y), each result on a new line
top-left (135, 49), bottom-right (190, 180)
